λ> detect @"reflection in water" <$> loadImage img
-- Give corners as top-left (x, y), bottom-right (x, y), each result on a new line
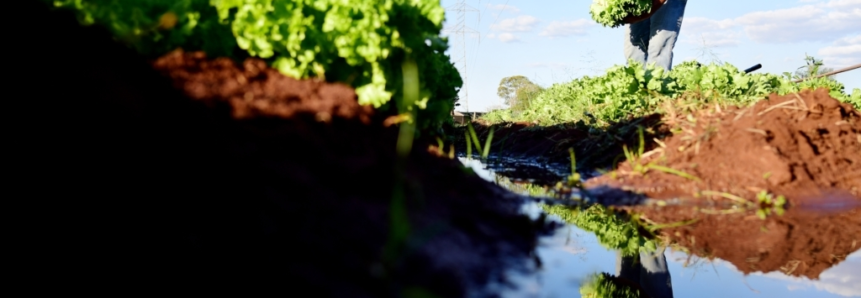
top-left (501, 214), bottom-right (861, 298)
top-left (544, 204), bottom-right (673, 298)
top-left (580, 248), bottom-right (674, 298)
top-left (460, 157), bottom-right (861, 297)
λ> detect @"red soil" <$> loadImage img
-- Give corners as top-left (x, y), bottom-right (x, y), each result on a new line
top-left (153, 50), bottom-right (374, 123)
top-left (587, 88), bottom-right (861, 204)
top-left (622, 204), bottom-right (861, 279)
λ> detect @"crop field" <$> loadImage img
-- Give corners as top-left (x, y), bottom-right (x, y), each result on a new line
top-left (19, 1), bottom-right (861, 297)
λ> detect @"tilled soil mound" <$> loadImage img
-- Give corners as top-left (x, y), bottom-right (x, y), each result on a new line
top-left (16, 3), bottom-right (555, 296)
top-left (587, 88), bottom-right (861, 203)
top-left (624, 205), bottom-right (861, 279)
top-left (153, 50), bottom-right (374, 123)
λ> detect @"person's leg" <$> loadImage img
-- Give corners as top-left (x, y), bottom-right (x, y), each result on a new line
top-left (615, 251), bottom-right (641, 281)
top-left (624, 19), bottom-right (651, 67)
top-left (639, 246), bottom-right (674, 298)
top-left (647, 0), bottom-right (687, 70)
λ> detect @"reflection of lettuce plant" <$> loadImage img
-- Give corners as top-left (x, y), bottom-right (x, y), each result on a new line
top-left (589, 0), bottom-right (652, 28)
top-left (580, 273), bottom-right (642, 298)
top-left (543, 204), bottom-right (656, 256)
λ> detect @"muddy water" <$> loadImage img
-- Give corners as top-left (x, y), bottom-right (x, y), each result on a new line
top-left (460, 157), bottom-right (861, 298)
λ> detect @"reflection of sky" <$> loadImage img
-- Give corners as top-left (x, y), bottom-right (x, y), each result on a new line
top-left (498, 217), bottom-right (861, 298)
top-left (749, 252), bottom-right (861, 297)
top-left (460, 158), bottom-right (861, 298)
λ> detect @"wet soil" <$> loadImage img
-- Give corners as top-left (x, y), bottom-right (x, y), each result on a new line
top-left (462, 87), bottom-right (861, 281)
top-left (454, 113), bottom-right (668, 175)
top-left (15, 3), bottom-right (555, 296)
top-left (587, 88), bottom-right (861, 203)
top-left (621, 204), bottom-right (861, 279)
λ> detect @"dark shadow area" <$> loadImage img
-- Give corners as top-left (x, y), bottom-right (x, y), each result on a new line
top-left (13, 2), bottom-right (557, 296)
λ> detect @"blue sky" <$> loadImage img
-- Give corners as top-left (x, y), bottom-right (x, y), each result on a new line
top-left (439, 0), bottom-right (861, 112)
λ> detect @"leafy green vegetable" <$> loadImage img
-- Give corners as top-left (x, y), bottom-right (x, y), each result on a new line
top-left (212, 0), bottom-right (442, 108)
top-left (850, 88), bottom-right (861, 108)
top-left (484, 60), bottom-right (859, 126)
top-left (590, 0), bottom-right (652, 28)
top-left (48, 0), bottom-right (463, 131)
top-left (543, 204), bottom-right (655, 256)
top-left (48, 0), bottom-right (236, 56)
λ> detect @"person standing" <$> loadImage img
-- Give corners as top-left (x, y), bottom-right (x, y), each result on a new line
top-left (624, 0), bottom-right (688, 71)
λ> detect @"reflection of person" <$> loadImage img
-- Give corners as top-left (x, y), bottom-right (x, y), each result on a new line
top-left (624, 0), bottom-right (688, 71)
top-left (580, 246), bottom-right (674, 298)
top-left (616, 246), bottom-right (674, 298)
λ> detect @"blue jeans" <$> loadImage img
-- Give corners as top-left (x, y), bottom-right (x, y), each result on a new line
top-left (624, 0), bottom-right (687, 70)
top-left (616, 247), bottom-right (674, 298)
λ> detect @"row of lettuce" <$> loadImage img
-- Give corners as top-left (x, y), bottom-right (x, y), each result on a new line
top-left (45, 0), bottom-right (462, 131)
top-left (483, 61), bottom-right (861, 126)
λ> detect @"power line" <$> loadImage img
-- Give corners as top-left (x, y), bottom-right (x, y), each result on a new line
top-left (443, 0), bottom-right (480, 113)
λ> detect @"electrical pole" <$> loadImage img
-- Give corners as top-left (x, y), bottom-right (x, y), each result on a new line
top-left (443, 0), bottom-right (480, 113)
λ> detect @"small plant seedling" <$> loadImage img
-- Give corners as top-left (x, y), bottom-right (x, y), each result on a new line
top-left (755, 190), bottom-right (787, 219)
top-left (464, 130), bottom-right (472, 159)
top-left (620, 127), bottom-right (700, 181)
top-left (465, 122), bottom-right (495, 160)
top-left (567, 148), bottom-right (583, 188)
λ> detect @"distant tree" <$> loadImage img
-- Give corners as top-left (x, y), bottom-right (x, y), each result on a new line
top-left (497, 75), bottom-right (543, 112)
top-left (794, 54), bottom-right (835, 80)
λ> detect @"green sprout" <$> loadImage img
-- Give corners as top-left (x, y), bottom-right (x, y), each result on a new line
top-left (568, 148), bottom-right (583, 188)
top-left (755, 190), bottom-right (787, 219)
top-left (465, 122), bottom-right (495, 159)
top-left (619, 127), bottom-right (700, 181)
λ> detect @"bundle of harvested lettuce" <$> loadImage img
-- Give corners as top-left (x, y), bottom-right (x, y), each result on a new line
top-left (589, 0), bottom-right (653, 28)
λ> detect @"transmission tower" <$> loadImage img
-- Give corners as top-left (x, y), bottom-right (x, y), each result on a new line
top-left (443, 0), bottom-right (480, 113)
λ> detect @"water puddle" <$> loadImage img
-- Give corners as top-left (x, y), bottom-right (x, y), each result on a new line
top-left (460, 157), bottom-right (861, 298)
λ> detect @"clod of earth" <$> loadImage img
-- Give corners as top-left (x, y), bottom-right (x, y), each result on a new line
top-left (586, 88), bottom-right (861, 204)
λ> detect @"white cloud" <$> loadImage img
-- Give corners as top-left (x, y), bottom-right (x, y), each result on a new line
top-left (825, 0), bottom-right (861, 8)
top-left (812, 256), bottom-right (861, 297)
top-left (683, 17), bottom-right (735, 33)
top-left (681, 17), bottom-right (740, 48)
top-left (485, 3), bottom-right (520, 13)
top-left (735, 4), bottom-right (861, 43)
top-left (490, 15), bottom-right (540, 32)
top-left (818, 35), bottom-right (861, 68)
top-left (835, 34), bottom-right (861, 46)
top-left (539, 20), bottom-right (593, 38)
top-left (750, 252), bottom-right (861, 298)
top-left (496, 33), bottom-right (520, 43)
top-left (525, 62), bottom-right (569, 68)
top-left (690, 31), bottom-right (742, 48)
top-left (681, 1), bottom-right (861, 47)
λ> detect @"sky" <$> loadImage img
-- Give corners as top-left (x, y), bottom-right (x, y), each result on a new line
top-left (439, 0), bottom-right (861, 112)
